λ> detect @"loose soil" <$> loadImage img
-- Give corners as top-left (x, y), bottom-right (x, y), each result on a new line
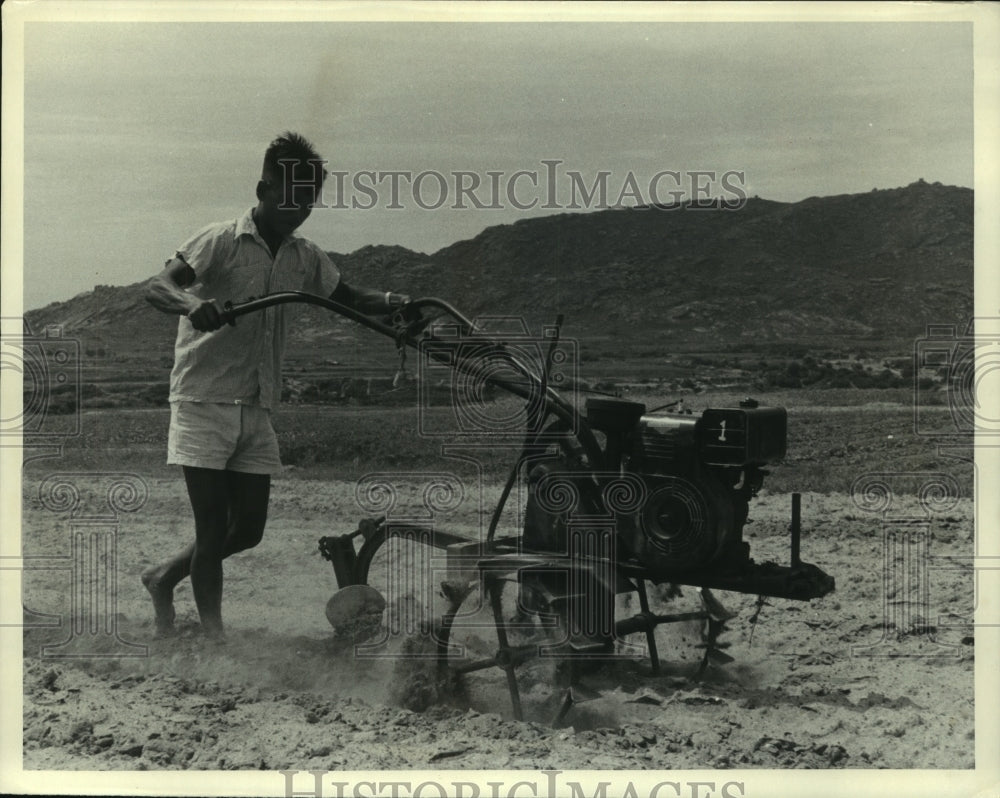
top-left (20, 475), bottom-right (975, 771)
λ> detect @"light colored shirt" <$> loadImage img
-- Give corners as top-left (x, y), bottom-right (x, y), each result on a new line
top-left (168, 207), bottom-right (340, 410)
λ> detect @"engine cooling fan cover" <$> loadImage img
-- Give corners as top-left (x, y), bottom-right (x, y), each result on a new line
top-left (637, 472), bottom-right (734, 570)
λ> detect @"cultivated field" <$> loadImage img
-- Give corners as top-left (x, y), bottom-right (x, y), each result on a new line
top-left (19, 389), bottom-right (977, 770)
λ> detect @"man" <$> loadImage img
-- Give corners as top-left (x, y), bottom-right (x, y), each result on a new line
top-left (142, 132), bottom-right (407, 640)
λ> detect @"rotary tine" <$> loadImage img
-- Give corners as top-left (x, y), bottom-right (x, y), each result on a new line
top-left (552, 683), bottom-right (602, 728)
top-left (695, 589), bottom-right (736, 675)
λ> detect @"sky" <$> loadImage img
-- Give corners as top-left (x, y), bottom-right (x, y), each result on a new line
top-left (12, 10), bottom-right (977, 310)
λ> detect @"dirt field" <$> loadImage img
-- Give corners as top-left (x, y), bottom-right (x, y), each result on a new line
top-left (19, 463), bottom-right (976, 772)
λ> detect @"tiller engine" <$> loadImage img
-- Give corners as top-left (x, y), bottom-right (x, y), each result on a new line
top-left (219, 292), bottom-right (835, 723)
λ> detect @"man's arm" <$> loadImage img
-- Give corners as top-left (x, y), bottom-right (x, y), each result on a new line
top-left (330, 280), bottom-right (409, 316)
top-left (146, 257), bottom-right (224, 331)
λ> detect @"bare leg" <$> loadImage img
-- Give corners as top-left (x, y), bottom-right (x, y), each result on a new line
top-left (142, 545), bottom-right (190, 636)
top-left (221, 469), bottom-right (271, 554)
top-left (180, 467), bottom-right (229, 638)
top-left (143, 467), bottom-right (270, 638)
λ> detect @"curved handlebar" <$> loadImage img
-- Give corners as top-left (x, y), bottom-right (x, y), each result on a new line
top-left (220, 292), bottom-right (484, 344)
top-left (220, 291), bottom-right (397, 336)
top-left (219, 291), bottom-right (605, 469)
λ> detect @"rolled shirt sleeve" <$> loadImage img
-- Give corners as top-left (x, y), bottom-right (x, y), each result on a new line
top-left (303, 245), bottom-right (341, 297)
top-left (176, 222), bottom-right (236, 284)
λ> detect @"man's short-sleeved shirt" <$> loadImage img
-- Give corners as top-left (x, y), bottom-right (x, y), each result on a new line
top-left (168, 207), bottom-right (340, 410)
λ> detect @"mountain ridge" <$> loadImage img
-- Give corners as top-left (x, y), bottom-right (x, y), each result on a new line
top-left (25, 181), bottom-right (973, 366)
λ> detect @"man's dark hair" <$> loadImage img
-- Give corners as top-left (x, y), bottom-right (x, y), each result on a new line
top-left (262, 131), bottom-right (327, 187)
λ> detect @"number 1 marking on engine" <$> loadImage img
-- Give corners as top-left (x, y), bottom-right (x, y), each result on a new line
top-left (718, 420), bottom-right (727, 442)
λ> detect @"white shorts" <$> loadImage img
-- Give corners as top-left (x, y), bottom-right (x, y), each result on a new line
top-left (167, 401), bottom-right (282, 474)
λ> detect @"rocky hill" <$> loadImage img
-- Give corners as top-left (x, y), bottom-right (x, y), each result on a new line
top-left (24, 181), bottom-right (973, 383)
top-left (329, 180), bottom-right (972, 349)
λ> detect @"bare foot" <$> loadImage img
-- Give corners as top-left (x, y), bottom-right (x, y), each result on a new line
top-left (200, 621), bottom-right (226, 644)
top-left (204, 629), bottom-right (227, 646)
top-left (141, 569), bottom-right (176, 637)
